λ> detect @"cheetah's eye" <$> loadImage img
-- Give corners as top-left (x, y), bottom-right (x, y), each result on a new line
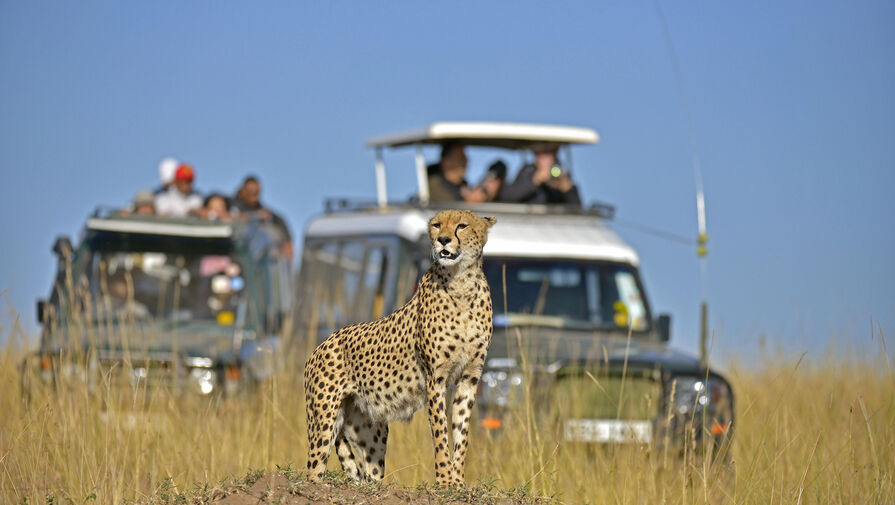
top-left (456, 223), bottom-right (468, 230)
top-left (432, 223), bottom-right (441, 229)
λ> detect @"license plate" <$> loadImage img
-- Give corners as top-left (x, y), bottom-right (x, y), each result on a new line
top-left (564, 419), bottom-right (653, 443)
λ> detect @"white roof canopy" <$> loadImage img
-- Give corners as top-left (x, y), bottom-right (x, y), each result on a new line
top-left (86, 218), bottom-right (233, 238)
top-left (366, 122), bottom-right (599, 150)
top-left (366, 121), bottom-right (599, 208)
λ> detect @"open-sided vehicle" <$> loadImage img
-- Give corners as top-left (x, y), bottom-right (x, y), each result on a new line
top-left (26, 210), bottom-right (293, 400)
top-left (295, 122), bottom-right (733, 453)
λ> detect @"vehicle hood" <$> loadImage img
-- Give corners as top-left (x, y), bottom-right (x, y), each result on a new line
top-left (487, 326), bottom-right (707, 376)
top-left (43, 320), bottom-right (237, 361)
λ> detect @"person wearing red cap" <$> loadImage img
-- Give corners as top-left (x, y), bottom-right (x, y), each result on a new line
top-left (154, 163), bottom-right (203, 217)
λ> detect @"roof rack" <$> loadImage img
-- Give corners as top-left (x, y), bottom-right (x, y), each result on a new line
top-left (323, 198), bottom-right (615, 219)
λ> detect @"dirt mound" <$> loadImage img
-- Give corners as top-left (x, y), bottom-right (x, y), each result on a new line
top-left (155, 468), bottom-right (548, 505)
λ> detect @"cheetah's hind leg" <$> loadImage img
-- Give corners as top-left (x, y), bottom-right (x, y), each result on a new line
top-left (342, 399), bottom-right (389, 481)
top-left (334, 433), bottom-right (360, 480)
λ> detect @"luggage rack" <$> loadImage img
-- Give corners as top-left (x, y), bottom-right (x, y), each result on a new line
top-left (323, 197), bottom-right (616, 219)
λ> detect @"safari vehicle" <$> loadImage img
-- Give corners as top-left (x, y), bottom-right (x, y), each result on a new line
top-left (295, 122), bottom-right (733, 452)
top-left (25, 210), bottom-right (292, 400)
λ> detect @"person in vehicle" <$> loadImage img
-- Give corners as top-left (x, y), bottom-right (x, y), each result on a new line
top-left (498, 145), bottom-right (581, 205)
top-left (117, 189), bottom-right (156, 216)
top-left (198, 193), bottom-right (232, 221)
top-left (104, 270), bottom-right (150, 319)
top-left (479, 159), bottom-right (507, 201)
top-left (231, 175), bottom-right (294, 260)
top-left (155, 163), bottom-right (203, 217)
top-left (154, 157), bottom-right (179, 195)
top-left (132, 189), bottom-right (156, 215)
top-left (427, 142), bottom-right (492, 203)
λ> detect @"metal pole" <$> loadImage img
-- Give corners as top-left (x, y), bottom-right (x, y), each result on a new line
top-left (375, 147), bottom-right (387, 209)
top-left (414, 143), bottom-right (429, 206)
top-left (699, 301), bottom-right (708, 368)
top-left (698, 216), bottom-right (708, 367)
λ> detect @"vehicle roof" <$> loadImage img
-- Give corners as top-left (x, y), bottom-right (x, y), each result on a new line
top-left (86, 216), bottom-right (234, 238)
top-left (366, 122), bottom-right (600, 150)
top-left (304, 207), bottom-right (639, 265)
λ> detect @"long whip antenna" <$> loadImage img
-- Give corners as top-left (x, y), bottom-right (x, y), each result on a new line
top-left (652, 0), bottom-right (710, 366)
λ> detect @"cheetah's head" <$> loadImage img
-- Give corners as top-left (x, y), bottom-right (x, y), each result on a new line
top-left (428, 210), bottom-right (496, 267)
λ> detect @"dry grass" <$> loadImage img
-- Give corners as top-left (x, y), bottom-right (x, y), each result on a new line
top-left (1, 317), bottom-right (893, 504)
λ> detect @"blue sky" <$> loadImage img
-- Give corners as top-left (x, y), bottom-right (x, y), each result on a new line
top-left (1, 1), bottom-right (893, 363)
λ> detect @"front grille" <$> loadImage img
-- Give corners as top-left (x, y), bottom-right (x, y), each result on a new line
top-left (98, 358), bottom-right (186, 394)
top-left (549, 371), bottom-right (661, 421)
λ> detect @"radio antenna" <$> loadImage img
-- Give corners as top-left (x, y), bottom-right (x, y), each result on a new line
top-left (652, 0), bottom-right (710, 366)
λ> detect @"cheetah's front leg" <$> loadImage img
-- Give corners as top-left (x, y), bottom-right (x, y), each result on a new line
top-left (449, 366), bottom-right (483, 485)
top-left (426, 375), bottom-right (453, 486)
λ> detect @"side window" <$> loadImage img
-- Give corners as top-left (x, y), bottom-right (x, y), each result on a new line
top-left (297, 236), bottom-right (409, 336)
top-left (333, 241), bottom-right (364, 325)
top-left (394, 240), bottom-right (421, 307)
top-left (298, 241), bottom-right (340, 335)
top-left (357, 246), bottom-right (389, 320)
top-left (614, 270), bottom-right (647, 331)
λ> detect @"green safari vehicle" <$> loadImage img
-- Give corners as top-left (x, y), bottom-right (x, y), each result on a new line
top-left (24, 210), bottom-right (293, 400)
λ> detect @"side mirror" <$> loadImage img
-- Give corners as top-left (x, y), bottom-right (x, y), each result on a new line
top-left (37, 299), bottom-right (47, 324)
top-left (52, 236), bottom-right (73, 259)
top-left (656, 313), bottom-right (671, 342)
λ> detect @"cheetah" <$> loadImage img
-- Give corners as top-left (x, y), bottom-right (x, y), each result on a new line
top-left (303, 209), bottom-right (496, 486)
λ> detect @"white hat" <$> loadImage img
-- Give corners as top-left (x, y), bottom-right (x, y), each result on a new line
top-left (158, 157), bottom-right (179, 185)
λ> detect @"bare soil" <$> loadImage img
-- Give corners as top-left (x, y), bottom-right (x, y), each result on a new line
top-left (146, 468), bottom-right (549, 505)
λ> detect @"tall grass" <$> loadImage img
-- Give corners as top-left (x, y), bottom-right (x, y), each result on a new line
top-left (1, 319), bottom-right (893, 504)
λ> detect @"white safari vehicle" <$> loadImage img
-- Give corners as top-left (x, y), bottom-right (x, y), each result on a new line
top-left (295, 122), bottom-right (733, 452)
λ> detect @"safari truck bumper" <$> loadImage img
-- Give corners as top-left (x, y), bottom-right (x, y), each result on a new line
top-left (21, 349), bottom-right (250, 400)
top-left (475, 355), bottom-right (734, 452)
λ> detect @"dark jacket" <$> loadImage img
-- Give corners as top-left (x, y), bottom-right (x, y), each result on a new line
top-left (231, 198), bottom-right (292, 242)
top-left (427, 172), bottom-right (467, 202)
top-left (498, 164), bottom-right (581, 205)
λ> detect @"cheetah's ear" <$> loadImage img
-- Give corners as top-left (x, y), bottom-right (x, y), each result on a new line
top-left (482, 216), bottom-right (497, 228)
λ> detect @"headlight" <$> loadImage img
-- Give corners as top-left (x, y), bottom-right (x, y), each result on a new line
top-left (479, 369), bottom-right (524, 407)
top-left (658, 376), bottom-right (734, 447)
top-left (189, 368), bottom-right (216, 395)
top-left (54, 360), bottom-right (89, 384)
top-left (668, 376), bottom-right (730, 415)
top-left (64, 363), bottom-right (88, 382)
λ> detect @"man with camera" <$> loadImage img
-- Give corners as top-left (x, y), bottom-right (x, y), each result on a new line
top-left (428, 142), bottom-right (503, 203)
top-left (498, 144), bottom-right (581, 205)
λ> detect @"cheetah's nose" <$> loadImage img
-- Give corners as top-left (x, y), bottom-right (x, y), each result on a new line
top-left (437, 237), bottom-right (451, 246)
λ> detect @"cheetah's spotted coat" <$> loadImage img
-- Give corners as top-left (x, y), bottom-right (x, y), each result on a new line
top-left (303, 209), bottom-right (496, 486)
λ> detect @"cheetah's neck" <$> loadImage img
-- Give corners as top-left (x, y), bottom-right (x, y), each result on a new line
top-left (431, 261), bottom-right (487, 303)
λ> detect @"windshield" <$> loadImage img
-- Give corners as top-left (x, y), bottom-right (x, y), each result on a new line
top-left (483, 258), bottom-right (650, 331)
top-left (85, 250), bottom-right (245, 325)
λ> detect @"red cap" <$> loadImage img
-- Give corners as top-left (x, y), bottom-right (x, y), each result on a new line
top-left (175, 163), bottom-right (194, 182)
